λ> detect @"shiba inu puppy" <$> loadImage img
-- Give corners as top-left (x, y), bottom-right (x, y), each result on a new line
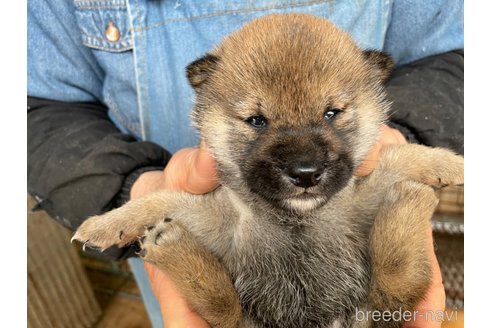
top-left (73, 14), bottom-right (463, 328)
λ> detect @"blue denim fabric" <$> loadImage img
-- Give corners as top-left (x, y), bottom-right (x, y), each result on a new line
top-left (384, 0), bottom-right (464, 66)
top-left (28, 1), bottom-right (463, 327)
top-left (29, 0), bottom-right (463, 153)
top-left (128, 0), bottom-right (393, 151)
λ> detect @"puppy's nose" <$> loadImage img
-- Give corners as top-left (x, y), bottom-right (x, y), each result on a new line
top-left (286, 166), bottom-right (324, 188)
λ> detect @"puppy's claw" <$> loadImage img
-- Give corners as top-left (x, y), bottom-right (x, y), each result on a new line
top-left (144, 225), bottom-right (155, 232)
top-left (155, 232), bottom-right (163, 244)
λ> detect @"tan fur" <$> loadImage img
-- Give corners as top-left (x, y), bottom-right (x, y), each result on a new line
top-left (73, 14), bottom-right (463, 328)
top-left (141, 220), bottom-right (242, 328)
top-left (195, 14), bottom-right (388, 165)
top-left (369, 181), bottom-right (437, 310)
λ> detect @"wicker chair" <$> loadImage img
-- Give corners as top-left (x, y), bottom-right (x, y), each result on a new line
top-left (433, 185), bottom-right (464, 309)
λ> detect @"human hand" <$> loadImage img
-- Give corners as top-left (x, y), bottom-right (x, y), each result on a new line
top-left (355, 124), bottom-right (407, 177)
top-left (144, 262), bottom-right (211, 328)
top-left (403, 225), bottom-right (445, 328)
top-left (356, 124), bottom-right (445, 327)
top-left (130, 142), bottom-right (219, 199)
top-left (131, 142), bottom-right (218, 328)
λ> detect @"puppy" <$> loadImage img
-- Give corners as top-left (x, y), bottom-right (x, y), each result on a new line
top-left (73, 14), bottom-right (463, 328)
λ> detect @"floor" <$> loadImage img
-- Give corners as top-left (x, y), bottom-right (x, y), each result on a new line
top-left (81, 255), bottom-right (152, 328)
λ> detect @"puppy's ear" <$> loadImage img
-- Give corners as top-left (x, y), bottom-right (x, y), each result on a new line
top-left (363, 50), bottom-right (394, 82)
top-left (186, 54), bottom-right (219, 89)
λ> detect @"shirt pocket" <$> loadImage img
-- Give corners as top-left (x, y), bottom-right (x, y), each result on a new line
top-left (73, 0), bottom-right (133, 52)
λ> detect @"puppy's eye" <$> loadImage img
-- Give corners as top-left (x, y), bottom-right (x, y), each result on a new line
top-left (245, 115), bottom-right (268, 128)
top-left (324, 108), bottom-right (342, 121)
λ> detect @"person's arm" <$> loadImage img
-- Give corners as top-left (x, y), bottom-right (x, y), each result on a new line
top-left (27, 0), bottom-right (174, 260)
top-left (357, 50), bottom-right (463, 328)
top-left (356, 50), bottom-right (463, 176)
top-left (385, 50), bottom-right (464, 155)
top-left (27, 97), bottom-right (171, 260)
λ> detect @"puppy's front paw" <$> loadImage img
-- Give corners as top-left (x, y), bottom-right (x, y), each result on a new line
top-left (421, 149), bottom-right (464, 188)
top-left (72, 210), bottom-right (146, 251)
top-left (381, 145), bottom-right (464, 189)
top-left (72, 192), bottom-right (174, 251)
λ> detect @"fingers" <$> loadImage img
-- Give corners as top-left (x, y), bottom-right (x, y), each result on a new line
top-left (162, 143), bottom-right (219, 194)
top-left (144, 262), bottom-right (211, 328)
top-left (130, 144), bottom-right (219, 199)
top-left (403, 226), bottom-right (445, 328)
top-left (354, 124), bottom-right (407, 177)
top-left (380, 124), bottom-right (407, 145)
top-left (354, 141), bottom-right (382, 177)
top-left (184, 142), bottom-right (219, 194)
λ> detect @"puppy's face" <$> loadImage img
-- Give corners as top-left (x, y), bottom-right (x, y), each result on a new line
top-left (187, 14), bottom-right (392, 212)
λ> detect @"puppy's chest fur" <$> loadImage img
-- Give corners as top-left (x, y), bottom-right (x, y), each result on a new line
top-left (217, 189), bottom-right (373, 328)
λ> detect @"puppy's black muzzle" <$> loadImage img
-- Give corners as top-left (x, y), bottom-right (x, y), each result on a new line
top-left (284, 164), bottom-right (324, 188)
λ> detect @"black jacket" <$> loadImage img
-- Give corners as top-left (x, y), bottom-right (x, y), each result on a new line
top-left (27, 50), bottom-right (464, 260)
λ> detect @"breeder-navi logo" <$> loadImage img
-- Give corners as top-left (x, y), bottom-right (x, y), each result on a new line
top-left (355, 307), bottom-right (459, 323)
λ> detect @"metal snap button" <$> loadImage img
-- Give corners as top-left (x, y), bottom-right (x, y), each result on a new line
top-left (105, 21), bottom-right (120, 42)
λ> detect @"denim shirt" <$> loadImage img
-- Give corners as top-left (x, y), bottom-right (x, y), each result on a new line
top-left (28, 0), bottom-right (463, 153)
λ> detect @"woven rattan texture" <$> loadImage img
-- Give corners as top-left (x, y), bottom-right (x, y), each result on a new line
top-left (433, 185), bottom-right (464, 309)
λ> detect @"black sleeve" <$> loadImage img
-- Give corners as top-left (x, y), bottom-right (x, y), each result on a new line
top-left (27, 97), bottom-right (172, 260)
top-left (385, 50), bottom-right (464, 155)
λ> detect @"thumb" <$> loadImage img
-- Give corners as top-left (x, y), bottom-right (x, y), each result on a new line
top-left (354, 141), bottom-right (382, 177)
top-left (355, 125), bottom-right (407, 177)
top-left (162, 145), bottom-right (219, 193)
top-left (184, 142), bottom-right (219, 194)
